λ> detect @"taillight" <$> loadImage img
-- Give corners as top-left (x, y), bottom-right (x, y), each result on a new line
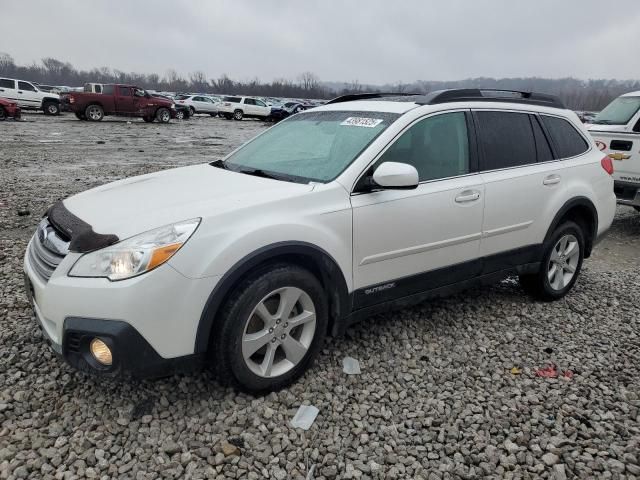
top-left (601, 155), bottom-right (614, 175)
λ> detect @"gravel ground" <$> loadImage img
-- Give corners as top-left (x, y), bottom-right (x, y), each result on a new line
top-left (1, 113), bottom-right (639, 479)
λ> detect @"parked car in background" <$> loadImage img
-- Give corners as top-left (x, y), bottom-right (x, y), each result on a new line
top-left (0, 97), bottom-right (21, 120)
top-left (587, 91), bottom-right (640, 211)
top-left (269, 101), bottom-right (307, 121)
top-left (67, 84), bottom-right (176, 123)
top-left (174, 95), bottom-right (219, 116)
top-left (23, 89), bottom-right (614, 393)
top-left (217, 96), bottom-right (271, 120)
top-left (150, 93), bottom-right (190, 120)
top-left (34, 84), bottom-right (64, 94)
top-left (0, 77), bottom-right (61, 115)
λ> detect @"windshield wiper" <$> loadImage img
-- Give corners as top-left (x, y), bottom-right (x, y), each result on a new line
top-left (237, 168), bottom-right (281, 180)
top-left (210, 159), bottom-right (230, 169)
top-left (591, 119), bottom-right (612, 125)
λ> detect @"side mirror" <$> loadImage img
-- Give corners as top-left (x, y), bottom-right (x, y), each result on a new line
top-left (372, 162), bottom-right (419, 190)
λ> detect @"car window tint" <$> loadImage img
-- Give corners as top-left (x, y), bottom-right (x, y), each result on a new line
top-left (255, 100), bottom-right (266, 107)
top-left (224, 96), bottom-right (241, 103)
top-left (540, 115), bottom-right (589, 158)
top-left (245, 98), bottom-right (255, 105)
top-left (102, 85), bottom-right (114, 95)
top-left (18, 81), bottom-right (36, 91)
top-left (0, 79), bottom-right (14, 89)
top-left (476, 111), bottom-right (536, 170)
top-left (118, 86), bottom-right (131, 96)
top-left (378, 112), bottom-right (470, 181)
top-left (531, 115), bottom-right (554, 162)
top-left (95, 85), bottom-right (102, 93)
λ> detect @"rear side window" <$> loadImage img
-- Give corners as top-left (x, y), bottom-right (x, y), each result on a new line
top-left (95, 85), bottom-right (102, 94)
top-left (0, 79), bottom-right (14, 89)
top-left (531, 116), bottom-right (554, 162)
top-left (102, 85), bottom-right (114, 95)
top-left (244, 98), bottom-right (256, 105)
top-left (476, 111), bottom-right (536, 170)
top-left (224, 96), bottom-right (241, 103)
top-left (540, 115), bottom-right (589, 158)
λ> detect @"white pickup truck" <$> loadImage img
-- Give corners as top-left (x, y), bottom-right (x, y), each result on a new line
top-left (587, 91), bottom-right (640, 211)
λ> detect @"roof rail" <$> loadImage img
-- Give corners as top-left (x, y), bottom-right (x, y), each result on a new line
top-left (326, 92), bottom-right (420, 104)
top-left (418, 89), bottom-right (565, 109)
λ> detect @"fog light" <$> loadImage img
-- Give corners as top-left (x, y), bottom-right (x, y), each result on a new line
top-left (90, 338), bottom-right (112, 366)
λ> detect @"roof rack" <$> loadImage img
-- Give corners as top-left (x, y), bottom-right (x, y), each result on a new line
top-left (418, 89), bottom-right (565, 108)
top-left (325, 92), bottom-right (420, 104)
top-left (326, 89), bottom-right (565, 109)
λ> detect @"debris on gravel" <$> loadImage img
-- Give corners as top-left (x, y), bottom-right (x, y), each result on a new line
top-left (1, 114), bottom-right (639, 478)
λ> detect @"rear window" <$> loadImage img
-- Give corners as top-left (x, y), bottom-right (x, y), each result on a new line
top-left (541, 115), bottom-right (589, 159)
top-left (224, 96), bottom-right (241, 103)
top-left (476, 111), bottom-right (536, 170)
top-left (0, 79), bottom-right (14, 89)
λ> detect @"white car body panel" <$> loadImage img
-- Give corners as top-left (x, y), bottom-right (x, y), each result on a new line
top-left (0, 77), bottom-right (59, 110)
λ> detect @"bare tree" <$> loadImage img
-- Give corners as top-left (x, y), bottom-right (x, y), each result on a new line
top-left (298, 72), bottom-right (320, 91)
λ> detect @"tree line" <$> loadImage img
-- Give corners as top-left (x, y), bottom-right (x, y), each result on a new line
top-left (1, 52), bottom-right (638, 110)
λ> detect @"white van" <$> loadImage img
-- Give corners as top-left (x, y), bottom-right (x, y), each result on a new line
top-left (0, 77), bottom-right (61, 115)
top-left (587, 92), bottom-right (640, 210)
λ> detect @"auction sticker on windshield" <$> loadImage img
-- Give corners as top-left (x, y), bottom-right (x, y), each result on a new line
top-left (340, 117), bottom-right (384, 128)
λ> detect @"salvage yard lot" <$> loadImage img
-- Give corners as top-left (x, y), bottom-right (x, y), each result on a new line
top-left (1, 114), bottom-right (639, 479)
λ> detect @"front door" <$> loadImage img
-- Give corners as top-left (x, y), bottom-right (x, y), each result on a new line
top-left (351, 110), bottom-right (484, 309)
top-left (17, 81), bottom-right (40, 108)
top-left (115, 86), bottom-right (135, 114)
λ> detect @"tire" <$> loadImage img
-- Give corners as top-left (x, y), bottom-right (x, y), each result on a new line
top-left (211, 264), bottom-right (328, 393)
top-left (634, 206), bottom-right (640, 213)
top-left (156, 108), bottom-right (171, 123)
top-left (43, 101), bottom-right (60, 116)
top-left (142, 115), bottom-right (154, 123)
top-left (519, 221), bottom-right (585, 301)
top-left (85, 104), bottom-right (104, 121)
top-left (175, 110), bottom-right (185, 120)
top-left (74, 112), bottom-right (86, 120)
top-left (233, 109), bottom-right (243, 121)
top-left (224, 113), bottom-right (233, 120)
top-left (189, 106), bottom-right (196, 116)
top-left (0, 106), bottom-right (5, 121)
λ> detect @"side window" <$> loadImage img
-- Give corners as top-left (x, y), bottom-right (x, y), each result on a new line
top-left (531, 115), bottom-right (554, 162)
top-left (102, 85), bottom-right (114, 95)
top-left (255, 100), bottom-right (266, 107)
top-left (118, 86), bottom-right (131, 96)
top-left (377, 112), bottom-right (470, 182)
top-left (244, 98), bottom-right (256, 105)
top-left (0, 79), bottom-right (15, 89)
top-left (540, 115), bottom-right (589, 158)
top-left (95, 85), bottom-right (102, 94)
top-left (18, 81), bottom-right (36, 92)
top-left (476, 111), bottom-right (536, 170)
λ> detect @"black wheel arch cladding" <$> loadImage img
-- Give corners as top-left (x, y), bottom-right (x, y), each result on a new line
top-left (195, 241), bottom-right (350, 354)
top-left (544, 196), bottom-right (598, 258)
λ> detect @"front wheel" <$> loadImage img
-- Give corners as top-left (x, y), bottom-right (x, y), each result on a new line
top-left (211, 264), bottom-right (328, 393)
top-left (43, 101), bottom-right (60, 116)
top-left (156, 108), bottom-right (171, 123)
top-left (519, 221), bottom-right (584, 301)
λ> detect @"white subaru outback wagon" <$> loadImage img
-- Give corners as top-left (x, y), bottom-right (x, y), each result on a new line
top-left (24, 89), bottom-right (616, 392)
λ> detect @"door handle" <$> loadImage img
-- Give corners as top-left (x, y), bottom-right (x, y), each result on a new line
top-left (17, 91), bottom-right (23, 94)
top-left (455, 190), bottom-right (481, 203)
top-left (543, 175), bottom-right (561, 186)
top-left (0, 88), bottom-right (4, 92)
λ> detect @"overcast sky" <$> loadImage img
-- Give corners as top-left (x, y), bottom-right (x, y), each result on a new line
top-left (3, 0), bottom-right (640, 84)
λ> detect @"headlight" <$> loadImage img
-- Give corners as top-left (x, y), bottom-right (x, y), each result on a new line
top-left (69, 219), bottom-right (200, 281)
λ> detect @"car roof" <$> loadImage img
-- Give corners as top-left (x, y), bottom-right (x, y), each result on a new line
top-left (621, 91), bottom-right (640, 98)
top-left (314, 100), bottom-right (419, 114)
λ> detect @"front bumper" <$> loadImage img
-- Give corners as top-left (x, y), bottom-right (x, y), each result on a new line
top-left (23, 237), bottom-right (219, 377)
top-left (614, 180), bottom-right (640, 207)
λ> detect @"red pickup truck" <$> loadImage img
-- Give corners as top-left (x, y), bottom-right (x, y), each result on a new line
top-left (67, 84), bottom-right (176, 123)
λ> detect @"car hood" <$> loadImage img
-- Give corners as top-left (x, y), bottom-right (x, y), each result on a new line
top-left (63, 164), bottom-right (313, 239)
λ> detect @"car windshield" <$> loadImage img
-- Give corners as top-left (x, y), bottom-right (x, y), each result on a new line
top-left (592, 96), bottom-right (640, 125)
top-left (220, 110), bottom-right (399, 183)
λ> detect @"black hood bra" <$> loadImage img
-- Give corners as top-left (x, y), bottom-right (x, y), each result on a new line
top-left (47, 201), bottom-right (119, 253)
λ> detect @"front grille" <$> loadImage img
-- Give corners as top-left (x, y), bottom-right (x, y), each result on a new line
top-left (28, 218), bottom-right (69, 282)
top-left (65, 332), bottom-right (83, 354)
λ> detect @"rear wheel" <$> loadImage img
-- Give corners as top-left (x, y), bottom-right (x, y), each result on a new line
top-left (519, 221), bottom-right (584, 301)
top-left (43, 101), bottom-right (60, 116)
top-left (156, 108), bottom-right (171, 123)
top-left (175, 110), bottom-right (185, 120)
top-left (233, 109), bottom-right (244, 120)
top-left (85, 104), bottom-right (104, 121)
top-left (0, 106), bottom-right (5, 121)
top-left (211, 264), bottom-right (328, 393)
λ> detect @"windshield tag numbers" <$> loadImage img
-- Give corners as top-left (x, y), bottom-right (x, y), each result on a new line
top-left (341, 117), bottom-right (383, 128)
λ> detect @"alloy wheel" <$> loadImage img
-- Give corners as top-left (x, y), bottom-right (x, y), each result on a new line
top-left (547, 234), bottom-right (580, 291)
top-left (241, 286), bottom-right (316, 378)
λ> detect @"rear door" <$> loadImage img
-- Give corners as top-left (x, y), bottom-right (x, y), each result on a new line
top-left (0, 78), bottom-right (16, 102)
top-left (17, 81), bottom-right (40, 108)
top-left (476, 110), bottom-right (565, 269)
top-left (351, 110), bottom-right (485, 308)
top-left (114, 86), bottom-right (134, 114)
